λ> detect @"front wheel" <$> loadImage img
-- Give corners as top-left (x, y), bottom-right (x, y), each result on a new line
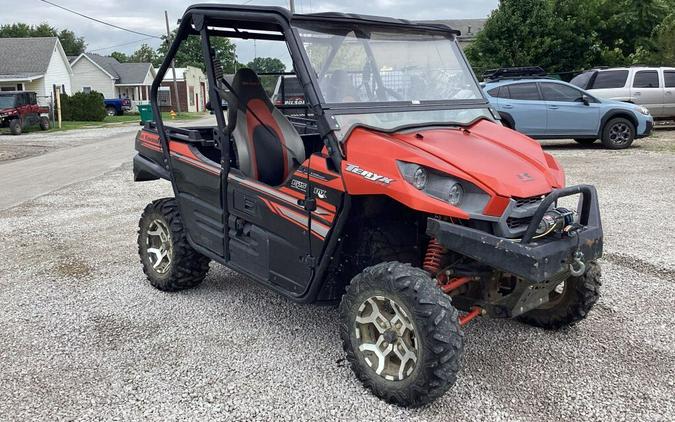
top-left (138, 198), bottom-right (210, 291)
top-left (601, 118), bottom-right (635, 149)
top-left (39, 116), bottom-right (50, 130)
top-left (339, 262), bottom-right (464, 407)
top-left (105, 106), bottom-right (117, 117)
top-left (9, 119), bottom-right (22, 135)
top-left (518, 262), bottom-right (601, 330)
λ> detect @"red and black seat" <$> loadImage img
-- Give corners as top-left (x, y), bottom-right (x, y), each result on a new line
top-left (228, 69), bottom-right (306, 186)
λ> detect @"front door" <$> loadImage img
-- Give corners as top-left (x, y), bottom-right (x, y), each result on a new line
top-left (539, 82), bottom-right (600, 136)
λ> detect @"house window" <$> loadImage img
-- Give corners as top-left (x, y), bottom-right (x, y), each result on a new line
top-left (82, 86), bottom-right (92, 94)
top-left (158, 86), bottom-right (172, 106)
top-left (17, 83), bottom-right (23, 91)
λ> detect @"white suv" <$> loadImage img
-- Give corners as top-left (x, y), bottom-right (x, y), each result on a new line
top-left (571, 67), bottom-right (675, 118)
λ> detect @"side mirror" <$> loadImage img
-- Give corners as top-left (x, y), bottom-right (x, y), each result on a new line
top-left (581, 94), bottom-right (591, 106)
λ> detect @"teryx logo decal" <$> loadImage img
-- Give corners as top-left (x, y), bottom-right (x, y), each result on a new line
top-left (346, 164), bottom-right (394, 185)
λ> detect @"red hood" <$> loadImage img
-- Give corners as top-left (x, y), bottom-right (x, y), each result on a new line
top-left (389, 120), bottom-right (564, 198)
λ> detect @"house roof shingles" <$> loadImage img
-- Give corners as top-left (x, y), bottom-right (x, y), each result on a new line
top-left (0, 37), bottom-right (57, 79)
top-left (84, 53), bottom-right (152, 85)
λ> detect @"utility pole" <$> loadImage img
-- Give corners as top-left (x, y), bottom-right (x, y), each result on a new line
top-left (164, 10), bottom-right (182, 113)
top-left (289, 0), bottom-right (295, 13)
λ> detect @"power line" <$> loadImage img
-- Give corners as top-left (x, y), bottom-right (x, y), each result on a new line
top-left (39, 0), bottom-right (162, 39)
top-left (88, 37), bottom-right (157, 52)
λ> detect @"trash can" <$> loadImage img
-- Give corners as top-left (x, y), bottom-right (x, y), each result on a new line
top-left (137, 104), bottom-right (154, 124)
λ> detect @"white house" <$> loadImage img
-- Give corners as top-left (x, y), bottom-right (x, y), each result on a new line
top-left (70, 53), bottom-right (155, 103)
top-left (154, 66), bottom-right (208, 112)
top-left (0, 37), bottom-right (72, 104)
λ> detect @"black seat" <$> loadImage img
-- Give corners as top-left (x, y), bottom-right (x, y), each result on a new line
top-left (227, 69), bottom-right (305, 186)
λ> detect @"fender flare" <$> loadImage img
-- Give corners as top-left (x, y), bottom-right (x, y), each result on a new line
top-left (598, 109), bottom-right (638, 138)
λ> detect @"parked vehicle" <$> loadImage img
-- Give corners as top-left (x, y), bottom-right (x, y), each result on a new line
top-left (484, 68), bottom-right (653, 149)
top-left (271, 75), bottom-right (305, 105)
top-left (134, 5), bottom-right (603, 407)
top-left (570, 66), bottom-right (675, 118)
top-left (0, 91), bottom-right (50, 135)
top-left (104, 98), bottom-right (132, 116)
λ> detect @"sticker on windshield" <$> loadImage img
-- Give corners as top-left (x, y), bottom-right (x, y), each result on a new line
top-left (346, 164), bottom-right (394, 185)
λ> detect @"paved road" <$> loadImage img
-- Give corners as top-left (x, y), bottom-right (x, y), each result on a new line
top-left (0, 118), bottom-right (214, 211)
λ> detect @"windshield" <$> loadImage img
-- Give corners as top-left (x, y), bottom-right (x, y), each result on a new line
top-left (296, 23), bottom-right (483, 105)
top-left (0, 96), bottom-right (16, 108)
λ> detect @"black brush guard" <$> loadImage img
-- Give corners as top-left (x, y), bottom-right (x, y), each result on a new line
top-left (427, 185), bottom-right (603, 283)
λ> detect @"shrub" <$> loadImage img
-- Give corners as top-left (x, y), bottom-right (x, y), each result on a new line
top-left (59, 91), bottom-right (107, 121)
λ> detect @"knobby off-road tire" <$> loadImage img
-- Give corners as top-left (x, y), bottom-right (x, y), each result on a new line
top-left (339, 262), bottom-right (464, 407)
top-left (39, 116), bottom-right (50, 130)
top-left (518, 262), bottom-right (601, 330)
top-left (9, 119), bottom-right (22, 135)
top-left (138, 198), bottom-right (210, 291)
top-left (601, 117), bottom-right (635, 149)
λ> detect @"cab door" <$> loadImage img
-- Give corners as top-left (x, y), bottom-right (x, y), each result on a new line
top-left (631, 70), bottom-right (664, 117)
top-left (663, 70), bottom-right (675, 118)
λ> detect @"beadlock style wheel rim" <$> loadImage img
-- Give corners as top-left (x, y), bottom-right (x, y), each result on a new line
top-left (146, 219), bottom-right (172, 274)
top-left (609, 123), bottom-right (631, 145)
top-left (354, 295), bottom-right (419, 381)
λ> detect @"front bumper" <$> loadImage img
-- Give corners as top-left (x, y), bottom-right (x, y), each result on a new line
top-left (427, 185), bottom-right (603, 283)
top-left (638, 118), bottom-right (654, 138)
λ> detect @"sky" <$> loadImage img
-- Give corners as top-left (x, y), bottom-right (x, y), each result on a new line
top-left (1, 0), bottom-right (499, 63)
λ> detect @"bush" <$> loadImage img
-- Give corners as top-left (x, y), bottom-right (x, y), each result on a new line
top-left (59, 91), bottom-right (107, 121)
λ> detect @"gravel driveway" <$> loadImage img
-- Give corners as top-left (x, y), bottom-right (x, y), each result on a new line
top-left (0, 133), bottom-right (673, 421)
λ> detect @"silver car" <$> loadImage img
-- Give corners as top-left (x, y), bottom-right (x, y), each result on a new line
top-left (571, 67), bottom-right (675, 118)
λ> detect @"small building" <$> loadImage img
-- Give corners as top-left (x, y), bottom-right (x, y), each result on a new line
top-left (0, 37), bottom-right (73, 104)
top-left (419, 19), bottom-right (487, 50)
top-left (154, 66), bottom-right (208, 113)
top-left (70, 53), bottom-right (155, 104)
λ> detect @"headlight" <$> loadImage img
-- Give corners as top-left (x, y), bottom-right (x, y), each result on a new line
top-left (448, 183), bottom-right (464, 206)
top-left (412, 166), bottom-right (427, 190)
top-left (637, 106), bottom-right (650, 116)
top-left (397, 162), bottom-right (490, 213)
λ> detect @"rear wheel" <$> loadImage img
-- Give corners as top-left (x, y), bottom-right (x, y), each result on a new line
top-left (574, 138), bottom-right (596, 145)
top-left (9, 119), bottom-right (22, 135)
top-left (138, 198), bottom-right (210, 291)
top-left (518, 262), bottom-right (601, 330)
top-left (39, 116), bottom-right (49, 130)
top-left (601, 118), bottom-right (635, 149)
top-left (340, 262), bottom-right (464, 407)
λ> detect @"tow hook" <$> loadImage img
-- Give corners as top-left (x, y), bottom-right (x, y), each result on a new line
top-left (570, 251), bottom-right (586, 277)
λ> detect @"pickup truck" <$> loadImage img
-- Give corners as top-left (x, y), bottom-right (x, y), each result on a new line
top-left (104, 98), bottom-right (132, 116)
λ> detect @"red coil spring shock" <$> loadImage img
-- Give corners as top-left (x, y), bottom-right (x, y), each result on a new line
top-left (423, 238), bottom-right (445, 275)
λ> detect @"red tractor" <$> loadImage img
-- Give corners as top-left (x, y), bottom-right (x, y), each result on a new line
top-left (133, 5), bottom-right (603, 407)
top-left (0, 91), bottom-right (50, 135)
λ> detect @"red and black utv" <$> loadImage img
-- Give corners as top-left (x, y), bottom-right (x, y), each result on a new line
top-left (133, 5), bottom-right (603, 407)
top-left (0, 91), bottom-right (50, 135)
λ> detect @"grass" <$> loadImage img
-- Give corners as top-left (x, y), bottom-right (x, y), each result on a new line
top-left (2, 112), bottom-right (207, 135)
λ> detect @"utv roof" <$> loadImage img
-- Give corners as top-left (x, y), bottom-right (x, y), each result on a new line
top-left (184, 4), bottom-right (460, 35)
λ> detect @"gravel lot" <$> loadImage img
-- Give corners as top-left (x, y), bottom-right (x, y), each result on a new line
top-left (0, 132), bottom-right (674, 421)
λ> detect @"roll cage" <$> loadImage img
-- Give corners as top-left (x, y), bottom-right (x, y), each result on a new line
top-left (151, 4), bottom-right (489, 176)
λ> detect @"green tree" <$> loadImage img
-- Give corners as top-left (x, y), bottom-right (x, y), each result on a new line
top-left (0, 22), bottom-right (86, 55)
top-left (129, 43), bottom-right (158, 64)
top-left (110, 51), bottom-right (130, 63)
top-left (246, 57), bottom-right (286, 74)
top-left (57, 29), bottom-right (86, 55)
top-left (157, 31), bottom-right (238, 72)
top-left (465, 0), bottom-right (673, 77)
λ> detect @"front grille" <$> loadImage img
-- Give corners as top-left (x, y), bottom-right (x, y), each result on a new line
top-left (515, 196), bottom-right (544, 208)
top-left (506, 217), bottom-right (531, 230)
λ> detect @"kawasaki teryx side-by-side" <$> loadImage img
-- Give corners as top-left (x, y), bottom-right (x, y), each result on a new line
top-left (134, 5), bottom-right (603, 407)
